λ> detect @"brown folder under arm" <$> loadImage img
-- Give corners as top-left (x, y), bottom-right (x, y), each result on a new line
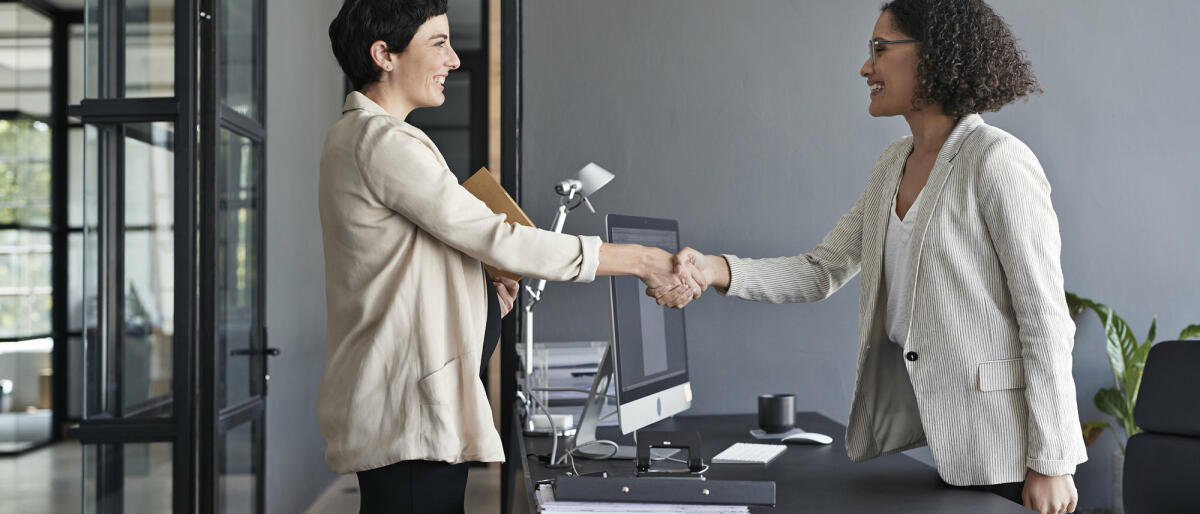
top-left (462, 167), bottom-right (536, 281)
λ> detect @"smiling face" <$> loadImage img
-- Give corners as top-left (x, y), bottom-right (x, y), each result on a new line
top-left (390, 14), bottom-right (460, 109)
top-left (859, 10), bottom-right (921, 118)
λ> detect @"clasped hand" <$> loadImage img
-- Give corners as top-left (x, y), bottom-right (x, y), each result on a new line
top-left (643, 247), bottom-right (713, 309)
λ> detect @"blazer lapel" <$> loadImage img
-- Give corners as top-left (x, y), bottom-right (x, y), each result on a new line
top-left (899, 115), bottom-right (985, 340)
top-left (859, 139), bottom-right (910, 345)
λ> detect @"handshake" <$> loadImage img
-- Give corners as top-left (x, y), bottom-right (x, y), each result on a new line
top-left (641, 247), bottom-right (730, 309)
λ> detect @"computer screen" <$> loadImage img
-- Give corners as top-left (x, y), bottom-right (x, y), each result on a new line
top-left (606, 215), bottom-right (691, 434)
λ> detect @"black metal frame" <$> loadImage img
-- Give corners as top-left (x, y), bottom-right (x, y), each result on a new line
top-left (197, 0), bottom-right (269, 511)
top-left (67, 0), bottom-right (200, 511)
top-left (49, 4), bottom-right (71, 444)
top-left (499, 1), bottom-right (522, 512)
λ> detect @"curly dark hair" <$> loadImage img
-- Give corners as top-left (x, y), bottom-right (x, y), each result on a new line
top-left (329, 0), bottom-right (448, 91)
top-left (881, 0), bottom-right (1041, 117)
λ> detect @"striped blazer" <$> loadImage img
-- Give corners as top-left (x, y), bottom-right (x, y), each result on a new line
top-left (719, 114), bottom-right (1088, 485)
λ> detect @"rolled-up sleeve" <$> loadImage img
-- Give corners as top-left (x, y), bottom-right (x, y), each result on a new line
top-left (356, 117), bottom-right (598, 283)
top-left (576, 235), bottom-right (602, 283)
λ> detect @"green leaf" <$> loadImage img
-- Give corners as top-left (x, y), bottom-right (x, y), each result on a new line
top-left (1065, 291), bottom-right (1086, 316)
top-left (1094, 387), bottom-right (1130, 429)
top-left (1072, 294), bottom-right (1135, 388)
top-left (1109, 313), bottom-right (1139, 385)
top-left (1129, 341), bottom-right (1154, 405)
top-left (1145, 316), bottom-right (1157, 346)
top-left (1180, 324), bottom-right (1200, 340)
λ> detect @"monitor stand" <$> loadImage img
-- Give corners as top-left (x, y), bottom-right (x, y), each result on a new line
top-left (572, 341), bottom-right (678, 461)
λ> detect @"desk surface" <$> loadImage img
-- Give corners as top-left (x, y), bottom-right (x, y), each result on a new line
top-left (519, 412), bottom-right (1027, 513)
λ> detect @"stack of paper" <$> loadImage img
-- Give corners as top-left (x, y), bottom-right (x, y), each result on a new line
top-left (536, 484), bottom-right (749, 513)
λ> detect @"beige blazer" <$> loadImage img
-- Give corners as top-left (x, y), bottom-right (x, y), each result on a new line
top-left (720, 114), bottom-right (1088, 485)
top-left (316, 92), bottom-right (600, 473)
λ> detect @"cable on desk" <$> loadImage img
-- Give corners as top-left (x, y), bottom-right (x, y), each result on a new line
top-left (527, 387), bottom-right (616, 399)
top-left (565, 439), bottom-right (619, 460)
top-left (525, 389), bottom-right (560, 467)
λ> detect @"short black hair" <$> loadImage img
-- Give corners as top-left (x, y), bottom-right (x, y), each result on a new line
top-left (881, 0), bottom-right (1041, 117)
top-left (328, 0), bottom-right (449, 91)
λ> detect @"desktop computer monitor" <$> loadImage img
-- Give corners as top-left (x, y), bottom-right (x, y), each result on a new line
top-left (606, 214), bottom-right (692, 434)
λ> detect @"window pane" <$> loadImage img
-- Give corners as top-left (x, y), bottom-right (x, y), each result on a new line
top-left (83, 442), bottom-right (173, 513)
top-left (0, 4), bottom-right (52, 116)
top-left (83, 2), bottom-right (100, 98)
top-left (218, 129), bottom-right (258, 408)
top-left (0, 338), bottom-right (54, 452)
top-left (67, 335), bottom-right (84, 418)
top-left (220, 0), bottom-right (260, 120)
top-left (0, 118), bottom-right (53, 226)
top-left (68, 232), bottom-right (98, 331)
top-left (123, 123), bottom-right (174, 417)
top-left (125, 0), bottom-right (175, 98)
top-left (70, 24), bottom-right (87, 106)
top-left (447, 0), bottom-right (483, 52)
top-left (219, 421), bottom-right (258, 513)
top-left (69, 126), bottom-right (99, 228)
top-left (0, 231), bottom-right (51, 338)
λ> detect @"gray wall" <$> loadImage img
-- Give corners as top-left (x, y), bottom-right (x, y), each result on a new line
top-left (521, 0), bottom-right (1200, 509)
top-left (264, 0), bottom-right (343, 512)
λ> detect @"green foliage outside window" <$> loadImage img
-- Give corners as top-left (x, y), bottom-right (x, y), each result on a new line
top-left (0, 119), bottom-right (53, 224)
top-left (0, 118), bottom-right (53, 338)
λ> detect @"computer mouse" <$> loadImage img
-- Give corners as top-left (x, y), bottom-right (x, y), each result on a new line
top-left (781, 432), bottom-right (833, 445)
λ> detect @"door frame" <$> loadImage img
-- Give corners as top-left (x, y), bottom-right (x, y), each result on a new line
top-left (68, 0), bottom-right (269, 511)
top-left (196, 0), bottom-right (269, 511)
top-left (68, 0), bottom-right (200, 511)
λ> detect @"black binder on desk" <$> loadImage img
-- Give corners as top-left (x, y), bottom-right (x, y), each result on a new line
top-left (553, 475), bottom-right (776, 506)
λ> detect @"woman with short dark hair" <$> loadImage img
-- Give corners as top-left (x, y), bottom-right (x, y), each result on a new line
top-left (319, 2), bottom-right (691, 512)
top-left (655, 2), bottom-right (1084, 513)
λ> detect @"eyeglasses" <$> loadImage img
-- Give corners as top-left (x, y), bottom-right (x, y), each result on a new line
top-left (868, 38), bottom-right (919, 66)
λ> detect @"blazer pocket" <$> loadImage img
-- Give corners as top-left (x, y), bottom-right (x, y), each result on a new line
top-left (417, 353), bottom-right (476, 455)
top-left (418, 352), bottom-right (478, 404)
top-left (978, 358), bottom-right (1026, 392)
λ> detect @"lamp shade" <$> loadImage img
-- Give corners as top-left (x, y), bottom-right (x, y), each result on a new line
top-left (576, 162), bottom-right (615, 197)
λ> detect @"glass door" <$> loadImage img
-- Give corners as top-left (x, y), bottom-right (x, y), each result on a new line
top-left (198, 0), bottom-right (268, 511)
top-left (72, 0), bottom-right (198, 512)
top-left (73, 0), bottom-right (265, 510)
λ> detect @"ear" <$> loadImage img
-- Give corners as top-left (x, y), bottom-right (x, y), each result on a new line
top-left (369, 40), bottom-right (392, 72)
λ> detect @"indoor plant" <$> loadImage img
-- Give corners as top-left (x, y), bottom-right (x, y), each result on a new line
top-left (1066, 291), bottom-right (1200, 513)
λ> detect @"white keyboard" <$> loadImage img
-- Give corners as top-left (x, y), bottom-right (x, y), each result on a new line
top-left (711, 442), bottom-right (787, 464)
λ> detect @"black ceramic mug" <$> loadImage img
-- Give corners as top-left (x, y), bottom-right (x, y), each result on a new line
top-left (758, 394), bottom-right (795, 433)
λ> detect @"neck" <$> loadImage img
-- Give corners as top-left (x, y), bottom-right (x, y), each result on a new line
top-left (361, 82), bottom-right (415, 120)
top-left (903, 107), bottom-right (957, 158)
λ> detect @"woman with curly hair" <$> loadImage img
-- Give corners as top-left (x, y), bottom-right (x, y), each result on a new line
top-left (654, 1), bottom-right (1085, 512)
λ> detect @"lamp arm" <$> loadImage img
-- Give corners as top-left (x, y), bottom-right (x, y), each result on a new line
top-left (523, 201), bottom-right (573, 377)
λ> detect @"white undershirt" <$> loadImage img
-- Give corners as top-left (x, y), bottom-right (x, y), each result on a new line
top-left (884, 186), bottom-right (924, 347)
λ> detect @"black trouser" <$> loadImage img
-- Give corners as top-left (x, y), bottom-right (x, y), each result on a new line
top-left (356, 460), bottom-right (469, 514)
top-left (939, 477), bottom-right (1025, 505)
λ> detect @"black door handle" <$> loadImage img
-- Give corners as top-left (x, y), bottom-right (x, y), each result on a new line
top-left (230, 347), bottom-right (280, 357)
